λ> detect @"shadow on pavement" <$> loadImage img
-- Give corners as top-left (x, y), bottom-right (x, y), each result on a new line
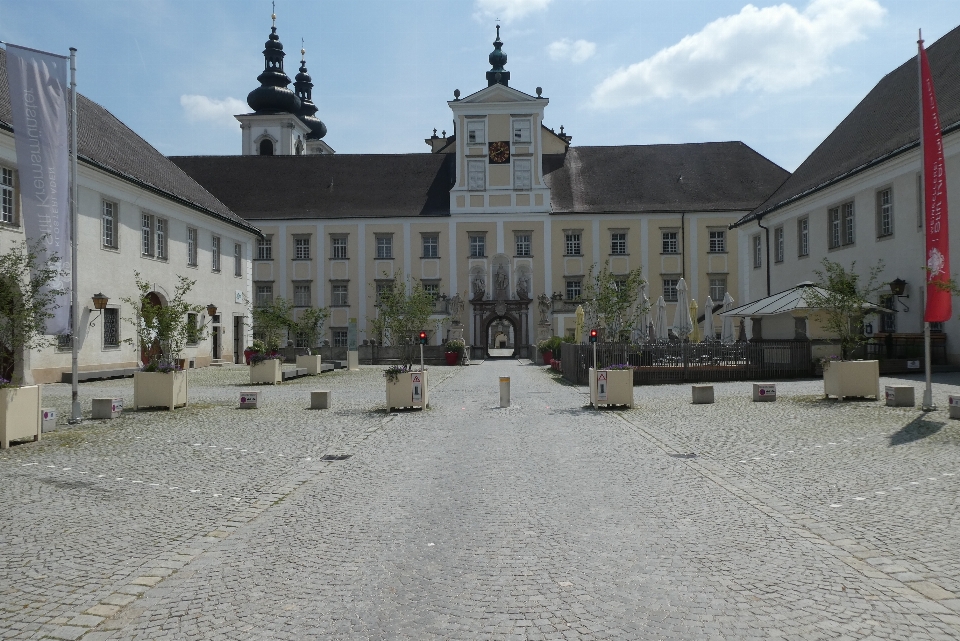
top-left (889, 415), bottom-right (945, 446)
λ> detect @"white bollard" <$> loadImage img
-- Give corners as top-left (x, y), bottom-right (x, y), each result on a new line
top-left (41, 408), bottom-right (57, 433)
top-left (500, 376), bottom-right (510, 408)
top-left (949, 395), bottom-right (960, 419)
top-left (92, 398), bottom-right (123, 419)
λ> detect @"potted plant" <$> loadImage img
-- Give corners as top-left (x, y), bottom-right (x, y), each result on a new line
top-left (250, 298), bottom-right (293, 384)
top-left (590, 363), bottom-right (635, 408)
top-left (292, 306), bottom-right (330, 375)
top-left (248, 340), bottom-right (282, 384)
top-left (536, 339), bottom-right (554, 365)
top-left (0, 240), bottom-right (63, 448)
top-left (243, 345), bottom-right (255, 365)
top-left (445, 338), bottom-right (465, 365)
top-left (122, 272), bottom-right (204, 410)
top-left (384, 364), bottom-right (427, 411)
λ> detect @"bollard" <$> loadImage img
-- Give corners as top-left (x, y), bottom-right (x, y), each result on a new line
top-left (500, 376), bottom-right (510, 408)
top-left (310, 390), bottom-right (331, 410)
top-left (92, 398), bottom-right (123, 419)
top-left (885, 386), bottom-right (915, 407)
top-left (691, 385), bottom-right (714, 404)
top-left (239, 391), bottom-right (261, 409)
top-left (949, 395), bottom-right (960, 419)
top-left (41, 408), bottom-right (57, 433)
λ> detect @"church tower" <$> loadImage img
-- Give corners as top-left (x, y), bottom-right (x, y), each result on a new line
top-left (293, 48), bottom-right (334, 155)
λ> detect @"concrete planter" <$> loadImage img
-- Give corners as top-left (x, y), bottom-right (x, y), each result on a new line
top-left (386, 371), bottom-right (427, 410)
top-left (823, 360), bottom-right (879, 401)
top-left (296, 354), bottom-right (323, 375)
top-left (250, 359), bottom-right (282, 385)
top-left (133, 371), bottom-right (188, 410)
top-left (1, 385), bottom-right (41, 449)
top-left (589, 368), bottom-right (634, 407)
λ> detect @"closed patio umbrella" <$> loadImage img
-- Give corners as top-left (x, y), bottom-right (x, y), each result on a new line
top-left (654, 296), bottom-right (668, 340)
top-left (574, 305), bottom-right (585, 343)
top-left (703, 296), bottom-right (716, 341)
top-left (720, 292), bottom-right (736, 344)
top-left (672, 278), bottom-right (693, 340)
top-left (636, 283), bottom-right (651, 343)
top-left (689, 298), bottom-right (700, 342)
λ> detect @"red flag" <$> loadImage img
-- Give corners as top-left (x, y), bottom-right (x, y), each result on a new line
top-left (919, 38), bottom-right (951, 322)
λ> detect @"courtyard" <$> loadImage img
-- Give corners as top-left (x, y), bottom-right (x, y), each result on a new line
top-left (1, 361), bottom-right (959, 640)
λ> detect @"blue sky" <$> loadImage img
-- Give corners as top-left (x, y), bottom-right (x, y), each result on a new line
top-left (3, 0), bottom-right (960, 171)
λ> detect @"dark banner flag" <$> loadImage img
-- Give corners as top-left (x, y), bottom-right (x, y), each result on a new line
top-left (919, 38), bottom-right (951, 322)
top-left (4, 43), bottom-right (71, 335)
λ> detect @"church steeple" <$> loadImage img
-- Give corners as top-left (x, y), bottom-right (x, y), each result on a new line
top-left (246, 10), bottom-right (301, 114)
top-left (294, 47), bottom-right (327, 140)
top-left (486, 25), bottom-right (510, 87)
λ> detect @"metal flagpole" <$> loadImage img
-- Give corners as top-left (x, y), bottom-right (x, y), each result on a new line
top-left (69, 47), bottom-right (81, 423)
top-left (917, 30), bottom-right (935, 411)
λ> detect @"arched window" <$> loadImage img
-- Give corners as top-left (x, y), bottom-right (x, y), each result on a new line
top-left (259, 139), bottom-right (274, 156)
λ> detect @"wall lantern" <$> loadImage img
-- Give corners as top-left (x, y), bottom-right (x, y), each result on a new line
top-left (889, 278), bottom-right (907, 296)
top-left (89, 292), bottom-right (109, 327)
top-left (206, 304), bottom-right (218, 318)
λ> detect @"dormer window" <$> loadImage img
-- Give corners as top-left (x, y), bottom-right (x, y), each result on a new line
top-left (513, 119), bottom-right (531, 144)
top-left (467, 120), bottom-right (485, 145)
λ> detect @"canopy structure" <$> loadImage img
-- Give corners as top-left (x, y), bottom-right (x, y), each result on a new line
top-left (720, 282), bottom-right (891, 317)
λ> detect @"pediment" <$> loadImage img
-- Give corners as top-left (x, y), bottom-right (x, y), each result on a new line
top-left (456, 83), bottom-right (540, 105)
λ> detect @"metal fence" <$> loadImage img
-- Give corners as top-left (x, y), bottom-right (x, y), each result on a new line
top-left (559, 340), bottom-right (813, 386)
top-left (864, 333), bottom-right (947, 363)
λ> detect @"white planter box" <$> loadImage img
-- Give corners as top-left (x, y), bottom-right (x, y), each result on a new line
top-left (133, 371), bottom-right (188, 410)
top-left (589, 368), bottom-right (634, 407)
top-left (1, 385), bottom-right (41, 449)
top-left (250, 359), bottom-right (282, 385)
top-left (386, 371), bottom-right (428, 410)
top-left (823, 360), bottom-right (879, 401)
top-left (296, 354), bottom-right (323, 375)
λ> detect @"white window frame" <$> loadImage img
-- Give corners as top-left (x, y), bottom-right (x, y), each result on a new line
top-left (187, 227), bottom-right (198, 266)
top-left (512, 118), bottom-right (532, 144)
top-left (255, 284), bottom-right (273, 307)
top-left (877, 188), bottom-right (893, 238)
top-left (141, 213), bottom-right (154, 256)
top-left (662, 278), bottom-right (679, 303)
top-left (709, 277), bottom-right (727, 303)
top-left (422, 234), bottom-right (439, 258)
top-left (515, 233), bottom-right (531, 257)
top-left (466, 120), bottom-right (485, 145)
top-left (774, 226), bottom-right (784, 263)
top-left (753, 234), bottom-right (762, 268)
top-left (333, 328), bottom-right (348, 348)
top-left (513, 158), bottom-right (532, 190)
top-left (469, 234), bottom-right (486, 258)
top-left (257, 236), bottom-right (273, 260)
top-left (708, 230), bottom-right (725, 253)
top-left (234, 243), bottom-right (242, 277)
top-left (294, 236), bottom-right (311, 260)
top-left (467, 160), bottom-right (485, 191)
top-left (376, 235), bottom-right (393, 259)
top-left (662, 231), bottom-right (679, 254)
top-left (565, 232), bottom-right (582, 256)
top-left (331, 283), bottom-right (348, 307)
top-left (155, 217), bottom-right (167, 260)
top-left (0, 166), bottom-right (15, 225)
top-left (565, 279), bottom-right (582, 301)
top-left (798, 217), bottom-right (809, 257)
top-left (610, 232), bottom-right (627, 255)
top-left (843, 201), bottom-right (855, 245)
top-left (331, 235), bottom-right (348, 259)
top-left (293, 283), bottom-right (311, 307)
top-left (101, 199), bottom-right (117, 249)
top-left (212, 235), bottom-right (221, 272)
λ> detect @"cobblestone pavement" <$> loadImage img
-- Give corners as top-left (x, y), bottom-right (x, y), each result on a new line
top-left (0, 362), bottom-right (958, 639)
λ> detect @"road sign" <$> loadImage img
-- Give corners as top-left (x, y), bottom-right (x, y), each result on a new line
top-left (411, 373), bottom-right (423, 402)
top-left (597, 370), bottom-right (608, 401)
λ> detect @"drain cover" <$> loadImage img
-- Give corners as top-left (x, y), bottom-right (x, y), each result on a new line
top-left (321, 454), bottom-right (352, 461)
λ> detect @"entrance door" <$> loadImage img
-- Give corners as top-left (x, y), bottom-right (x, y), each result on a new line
top-left (212, 315), bottom-right (222, 360)
top-left (233, 316), bottom-right (243, 364)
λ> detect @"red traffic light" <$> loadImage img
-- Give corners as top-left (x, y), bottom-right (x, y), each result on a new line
top-left (419, 331), bottom-right (427, 344)
top-left (589, 329), bottom-right (598, 343)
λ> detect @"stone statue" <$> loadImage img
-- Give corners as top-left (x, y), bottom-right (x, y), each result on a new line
top-left (472, 272), bottom-right (485, 300)
top-left (449, 293), bottom-right (464, 326)
top-left (495, 265), bottom-right (508, 296)
top-left (537, 293), bottom-right (551, 324)
top-left (516, 274), bottom-right (529, 300)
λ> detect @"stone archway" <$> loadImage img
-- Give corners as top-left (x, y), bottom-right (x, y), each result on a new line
top-left (470, 299), bottom-right (531, 359)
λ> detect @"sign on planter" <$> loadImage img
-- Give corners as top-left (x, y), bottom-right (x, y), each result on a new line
top-left (597, 371), bottom-right (608, 401)
top-left (411, 373), bottom-right (423, 403)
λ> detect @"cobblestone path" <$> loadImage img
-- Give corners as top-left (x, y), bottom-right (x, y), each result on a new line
top-left (1, 361), bottom-right (959, 640)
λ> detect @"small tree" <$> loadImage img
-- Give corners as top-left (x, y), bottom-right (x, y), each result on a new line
top-left (581, 262), bottom-right (646, 342)
top-left (291, 306), bottom-right (330, 353)
top-left (804, 258), bottom-right (885, 359)
top-left (369, 271), bottom-right (435, 367)
top-left (121, 272), bottom-right (207, 368)
top-left (0, 240), bottom-right (65, 385)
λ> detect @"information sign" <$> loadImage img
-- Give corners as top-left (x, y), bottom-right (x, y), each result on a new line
top-left (411, 373), bottom-right (423, 403)
top-left (597, 370), bottom-right (608, 401)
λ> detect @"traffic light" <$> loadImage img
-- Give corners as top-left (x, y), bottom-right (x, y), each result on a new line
top-left (589, 328), bottom-right (598, 343)
top-left (419, 331), bottom-right (428, 344)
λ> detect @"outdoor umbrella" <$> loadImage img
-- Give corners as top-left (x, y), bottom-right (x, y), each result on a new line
top-left (720, 292), bottom-right (736, 344)
top-left (636, 283), bottom-right (651, 343)
top-left (703, 296), bottom-right (716, 341)
top-left (654, 296), bottom-right (668, 340)
top-left (689, 298), bottom-right (700, 342)
top-left (574, 305), bottom-right (585, 343)
top-left (672, 278), bottom-right (694, 340)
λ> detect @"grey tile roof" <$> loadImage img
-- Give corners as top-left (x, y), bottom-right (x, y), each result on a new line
top-left (0, 48), bottom-right (259, 236)
top-left (734, 24), bottom-right (960, 228)
top-left (544, 143), bottom-right (788, 213)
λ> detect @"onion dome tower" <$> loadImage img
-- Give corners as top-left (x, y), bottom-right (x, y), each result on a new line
top-left (246, 12), bottom-right (301, 114)
top-left (294, 48), bottom-right (328, 140)
top-left (486, 25), bottom-right (510, 87)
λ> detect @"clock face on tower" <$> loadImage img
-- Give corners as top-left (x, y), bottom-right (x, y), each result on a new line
top-left (488, 141), bottom-right (510, 164)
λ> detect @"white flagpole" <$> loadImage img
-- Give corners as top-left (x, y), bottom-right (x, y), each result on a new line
top-left (917, 31), bottom-right (935, 411)
top-left (69, 47), bottom-right (81, 423)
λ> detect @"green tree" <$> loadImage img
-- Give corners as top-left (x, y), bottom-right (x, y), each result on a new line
top-left (291, 306), bottom-right (331, 353)
top-left (369, 271), bottom-right (435, 366)
top-left (803, 258), bottom-right (885, 359)
top-left (0, 240), bottom-right (66, 385)
top-left (251, 296), bottom-right (294, 350)
top-left (121, 272), bottom-right (207, 367)
top-left (581, 262), bottom-right (646, 342)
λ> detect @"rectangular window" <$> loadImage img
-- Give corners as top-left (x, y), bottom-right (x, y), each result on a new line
top-left (467, 120), bottom-right (485, 144)
top-left (155, 218), bottom-right (167, 260)
top-left (376, 235), bottom-right (393, 259)
top-left (879, 294), bottom-right (896, 333)
top-left (212, 235), bottom-right (221, 271)
top-left (294, 284), bottom-right (311, 307)
top-left (331, 283), bottom-right (348, 307)
top-left (422, 234), bottom-right (439, 258)
top-left (295, 332), bottom-right (310, 349)
top-left (565, 232), bottom-right (581, 256)
top-left (877, 188), bottom-right (893, 237)
top-left (753, 234), bottom-right (762, 268)
top-left (331, 236), bottom-right (348, 259)
top-left (843, 202), bottom-right (855, 245)
top-left (774, 226), bottom-right (784, 263)
top-left (1, 167), bottom-right (14, 224)
top-left (186, 313), bottom-right (199, 345)
top-left (513, 119), bottom-right (532, 143)
top-left (565, 280), bottom-right (581, 301)
top-left (255, 284), bottom-right (273, 307)
top-left (294, 236), bottom-right (311, 260)
top-left (187, 227), bottom-right (198, 266)
top-left (234, 243), bottom-right (242, 277)
top-left (468, 160), bottom-right (485, 190)
top-left (709, 277), bottom-right (727, 302)
top-left (423, 283), bottom-right (439, 300)
top-left (709, 230), bottom-right (726, 253)
top-left (610, 232), bottom-right (627, 255)
top-left (333, 329), bottom-right (348, 348)
top-left (141, 213), bottom-right (154, 256)
top-left (829, 202), bottom-right (854, 247)
top-left (103, 308), bottom-right (120, 348)
top-left (101, 200), bottom-right (117, 249)
top-left (515, 233), bottom-right (531, 257)
top-left (798, 217), bottom-right (809, 257)
top-left (663, 278), bottom-right (679, 303)
top-left (829, 206), bottom-right (841, 248)
top-left (513, 159), bottom-right (532, 190)
top-left (662, 231), bottom-right (679, 254)
top-left (469, 234), bottom-right (485, 257)
top-left (257, 236), bottom-right (273, 260)
top-left (376, 281), bottom-right (393, 303)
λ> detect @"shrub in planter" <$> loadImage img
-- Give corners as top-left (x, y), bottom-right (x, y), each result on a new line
top-left (445, 339), bottom-right (466, 365)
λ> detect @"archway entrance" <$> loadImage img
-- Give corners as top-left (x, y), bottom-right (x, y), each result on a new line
top-left (470, 300), bottom-right (531, 359)
top-left (485, 315), bottom-right (518, 358)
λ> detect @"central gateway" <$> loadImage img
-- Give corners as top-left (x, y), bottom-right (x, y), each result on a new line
top-left (469, 257), bottom-right (531, 359)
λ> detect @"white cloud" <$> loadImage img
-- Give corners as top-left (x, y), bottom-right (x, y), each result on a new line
top-left (180, 95), bottom-right (248, 127)
top-left (547, 39), bottom-right (597, 63)
top-left (591, 0), bottom-right (885, 109)
top-left (474, 0), bottom-right (552, 24)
